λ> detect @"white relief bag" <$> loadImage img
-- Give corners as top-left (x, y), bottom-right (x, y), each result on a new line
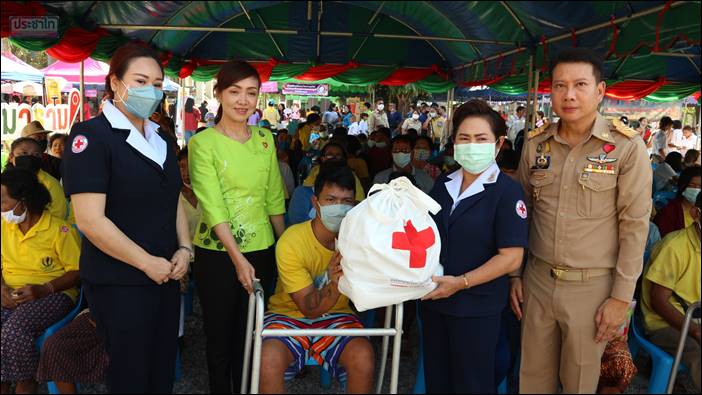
top-left (337, 176), bottom-right (444, 312)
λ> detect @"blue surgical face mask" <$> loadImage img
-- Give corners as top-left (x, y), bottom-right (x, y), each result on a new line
top-left (454, 143), bottom-right (498, 174)
top-left (319, 203), bottom-right (354, 233)
top-left (393, 152), bottom-right (412, 168)
top-left (682, 187), bottom-right (701, 204)
top-left (115, 80), bottom-right (164, 119)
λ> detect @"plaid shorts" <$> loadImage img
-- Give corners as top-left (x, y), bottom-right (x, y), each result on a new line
top-left (262, 313), bottom-right (364, 381)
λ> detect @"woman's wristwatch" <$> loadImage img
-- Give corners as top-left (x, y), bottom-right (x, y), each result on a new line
top-left (178, 245), bottom-right (195, 262)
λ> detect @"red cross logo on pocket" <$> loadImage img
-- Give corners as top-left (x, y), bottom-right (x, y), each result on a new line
top-left (392, 220), bottom-right (435, 269)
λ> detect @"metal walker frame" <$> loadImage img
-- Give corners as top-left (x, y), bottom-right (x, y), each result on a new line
top-left (241, 281), bottom-right (405, 394)
top-left (666, 301), bottom-right (701, 394)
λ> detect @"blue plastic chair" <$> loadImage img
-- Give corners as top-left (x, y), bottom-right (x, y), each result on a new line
top-left (36, 287), bottom-right (84, 395)
top-left (628, 311), bottom-right (686, 394)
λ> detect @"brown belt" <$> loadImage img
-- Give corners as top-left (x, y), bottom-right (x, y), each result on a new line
top-left (534, 258), bottom-right (612, 282)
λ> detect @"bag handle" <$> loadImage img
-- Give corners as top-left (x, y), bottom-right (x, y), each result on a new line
top-left (367, 176), bottom-right (442, 215)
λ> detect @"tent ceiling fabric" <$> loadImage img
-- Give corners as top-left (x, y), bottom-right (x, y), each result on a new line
top-left (5, 1), bottom-right (701, 94)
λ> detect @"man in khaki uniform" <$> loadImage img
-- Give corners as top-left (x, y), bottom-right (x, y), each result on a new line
top-left (509, 48), bottom-right (652, 393)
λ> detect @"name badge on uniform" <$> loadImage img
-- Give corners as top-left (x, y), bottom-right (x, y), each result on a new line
top-left (532, 142), bottom-right (551, 169)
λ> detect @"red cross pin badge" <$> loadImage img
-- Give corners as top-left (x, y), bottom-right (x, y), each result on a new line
top-left (516, 200), bottom-right (527, 219)
top-left (72, 135), bottom-right (88, 154)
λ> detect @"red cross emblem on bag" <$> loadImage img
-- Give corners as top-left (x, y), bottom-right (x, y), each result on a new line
top-left (392, 220), bottom-right (435, 269)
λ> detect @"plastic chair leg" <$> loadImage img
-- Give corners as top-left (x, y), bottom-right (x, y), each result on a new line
top-left (320, 367), bottom-right (332, 390)
top-left (175, 345), bottom-right (182, 382)
top-left (497, 376), bottom-right (508, 394)
top-left (47, 381), bottom-right (60, 394)
top-left (648, 356), bottom-right (673, 394)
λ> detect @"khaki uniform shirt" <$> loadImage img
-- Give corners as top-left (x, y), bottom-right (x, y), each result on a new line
top-left (517, 113), bottom-right (652, 302)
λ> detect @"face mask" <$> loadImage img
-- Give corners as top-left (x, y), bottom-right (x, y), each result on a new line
top-left (454, 143), bottom-right (497, 174)
top-left (37, 140), bottom-right (48, 152)
top-left (1, 202), bottom-right (27, 224)
top-left (429, 112), bottom-right (436, 118)
top-left (319, 203), bottom-right (353, 233)
top-left (377, 104), bottom-right (384, 111)
top-left (444, 155), bottom-right (456, 166)
top-left (367, 140), bottom-right (376, 148)
top-left (414, 149), bottom-right (430, 161)
top-left (375, 141), bottom-right (387, 149)
top-left (682, 187), bottom-right (701, 204)
top-left (14, 155), bottom-right (42, 173)
top-left (115, 80), bottom-right (164, 119)
top-left (412, 114), bottom-right (420, 120)
top-left (393, 152), bottom-right (412, 168)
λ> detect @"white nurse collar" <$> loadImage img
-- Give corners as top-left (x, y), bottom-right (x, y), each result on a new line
top-left (102, 101), bottom-right (167, 168)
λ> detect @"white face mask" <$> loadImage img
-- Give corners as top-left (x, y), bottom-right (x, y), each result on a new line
top-left (412, 114), bottom-right (420, 120)
top-left (1, 202), bottom-right (27, 224)
top-left (377, 104), bottom-right (384, 111)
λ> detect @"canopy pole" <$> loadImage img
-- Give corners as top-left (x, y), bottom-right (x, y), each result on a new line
top-left (79, 60), bottom-right (84, 122)
top-left (531, 69), bottom-right (540, 131)
top-left (524, 55), bottom-right (534, 135)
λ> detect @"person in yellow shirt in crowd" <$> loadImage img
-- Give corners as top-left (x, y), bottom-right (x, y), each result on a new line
top-left (260, 164), bottom-right (374, 394)
top-left (296, 113), bottom-right (323, 152)
top-left (263, 99), bottom-right (281, 129)
top-left (5, 137), bottom-right (69, 222)
top-left (1, 167), bottom-right (81, 394)
top-left (642, 191), bottom-right (701, 392)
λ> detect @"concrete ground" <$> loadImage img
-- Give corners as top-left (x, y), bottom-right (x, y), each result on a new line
top-left (41, 295), bottom-right (697, 394)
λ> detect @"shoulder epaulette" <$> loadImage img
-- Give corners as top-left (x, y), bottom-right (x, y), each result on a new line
top-left (611, 118), bottom-right (638, 139)
top-left (527, 123), bottom-right (549, 140)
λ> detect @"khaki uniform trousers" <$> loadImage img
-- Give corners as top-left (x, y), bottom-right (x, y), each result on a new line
top-left (519, 257), bottom-right (614, 393)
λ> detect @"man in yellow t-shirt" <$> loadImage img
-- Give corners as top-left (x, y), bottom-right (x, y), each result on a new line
top-left (642, 191), bottom-right (701, 392)
top-left (261, 165), bottom-right (374, 393)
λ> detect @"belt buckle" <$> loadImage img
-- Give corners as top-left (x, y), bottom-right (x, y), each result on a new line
top-left (550, 267), bottom-right (564, 279)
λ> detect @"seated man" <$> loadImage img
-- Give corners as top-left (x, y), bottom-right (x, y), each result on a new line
top-left (261, 165), bottom-right (375, 394)
top-left (642, 191), bottom-right (701, 392)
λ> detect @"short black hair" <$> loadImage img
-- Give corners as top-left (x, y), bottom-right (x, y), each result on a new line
top-left (497, 149), bottom-right (520, 171)
top-left (364, 102), bottom-right (371, 108)
top-left (11, 137), bottom-right (42, 153)
top-left (307, 113), bottom-right (322, 124)
top-left (414, 135), bottom-right (433, 149)
top-left (392, 135), bottom-right (415, 149)
top-left (684, 149), bottom-right (699, 164)
top-left (360, 113), bottom-right (369, 119)
top-left (49, 133), bottom-right (68, 147)
top-left (1, 167), bottom-right (51, 214)
top-left (516, 106), bottom-right (525, 113)
top-left (321, 141), bottom-right (348, 160)
top-left (677, 165), bottom-right (701, 198)
top-left (333, 126), bottom-right (348, 139)
top-left (549, 47), bottom-right (604, 82)
top-left (672, 120), bottom-right (682, 129)
top-left (638, 117), bottom-right (647, 123)
top-left (659, 116), bottom-right (673, 130)
top-left (451, 99), bottom-right (507, 140)
top-left (314, 163), bottom-right (356, 198)
top-left (665, 151), bottom-right (683, 172)
top-left (178, 147), bottom-right (189, 162)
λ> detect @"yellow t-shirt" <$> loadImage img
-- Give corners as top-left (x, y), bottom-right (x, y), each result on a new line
top-left (37, 169), bottom-right (68, 221)
top-left (347, 157), bottom-right (369, 180)
top-left (1, 212), bottom-right (81, 301)
top-left (268, 221), bottom-right (353, 318)
top-left (302, 165), bottom-right (365, 202)
top-left (642, 225), bottom-right (701, 332)
top-left (297, 124), bottom-right (313, 151)
top-left (263, 107), bottom-right (280, 128)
